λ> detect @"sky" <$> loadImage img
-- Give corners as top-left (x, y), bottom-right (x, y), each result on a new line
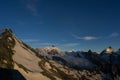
top-left (0, 0), bottom-right (120, 52)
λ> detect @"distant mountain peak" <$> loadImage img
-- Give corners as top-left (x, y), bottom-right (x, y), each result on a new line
top-left (105, 46), bottom-right (114, 54)
top-left (43, 46), bottom-right (61, 51)
top-left (100, 46), bottom-right (115, 55)
top-left (35, 46), bottom-right (64, 55)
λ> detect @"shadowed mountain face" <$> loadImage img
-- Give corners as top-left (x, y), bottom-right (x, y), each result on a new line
top-left (0, 29), bottom-right (15, 69)
top-left (0, 68), bottom-right (26, 80)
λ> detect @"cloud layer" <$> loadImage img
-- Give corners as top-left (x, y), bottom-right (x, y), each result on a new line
top-left (79, 36), bottom-right (99, 40)
top-left (108, 32), bottom-right (119, 38)
top-left (61, 43), bottom-right (79, 47)
top-left (72, 34), bottom-right (99, 41)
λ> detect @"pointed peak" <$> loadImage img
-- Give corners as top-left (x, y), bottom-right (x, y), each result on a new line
top-left (5, 28), bottom-right (13, 33)
top-left (103, 46), bottom-right (115, 54)
top-left (108, 46), bottom-right (112, 49)
top-left (88, 49), bottom-right (92, 53)
top-left (0, 28), bottom-right (13, 34)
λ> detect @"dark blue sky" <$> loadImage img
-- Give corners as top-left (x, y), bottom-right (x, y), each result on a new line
top-left (0, 0), bottom-right (120, 52)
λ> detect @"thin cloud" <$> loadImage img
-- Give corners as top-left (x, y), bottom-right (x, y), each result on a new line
top-left (22, 39), bottom-right (40, 42)
top-left (24, 0), bottom-right (40, 16)
top-left (71, 34), bottom-right (81, 39)
top-left (37, 43), bottom-right (58, 46)
top-left (109, 32), bottom-right (119, 38)
top-left (72, 34), bottom-right (99, 41)
top-left (60, 43), bottom-right (80, 47)
top-left (32, 43), bottom-right (79, 47)
top-left (28, 42), bottom-right (59, 48)
top-left (80, 36), bottom-right (99, 40)
top-left (28, 42), bottom-right (79, 48)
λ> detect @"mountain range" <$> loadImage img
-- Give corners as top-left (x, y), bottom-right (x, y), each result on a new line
top-left (0, 28), bottom-right (120, 80)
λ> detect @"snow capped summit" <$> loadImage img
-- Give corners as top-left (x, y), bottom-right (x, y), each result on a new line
top-left (43, 46), bottom-right (61, 53)
top-left (36, 46), bottom-right (64, 56)
top-left (100, 47), bottom-right (120, 66)
top-left (101, 46), bottom-right (115, 55)
top-left (105, 46), bottom-right (115, 53)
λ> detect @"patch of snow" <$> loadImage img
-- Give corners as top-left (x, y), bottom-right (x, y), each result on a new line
top-left (3, 60), bottom-right (7, 64)
top-left (8, 37), bottom-right (12, 41)
top-left (44, 62), bottom-right (52, 70)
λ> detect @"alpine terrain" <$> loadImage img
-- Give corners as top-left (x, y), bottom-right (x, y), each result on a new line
top-left (0, 28), bottom-right (120, 80)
